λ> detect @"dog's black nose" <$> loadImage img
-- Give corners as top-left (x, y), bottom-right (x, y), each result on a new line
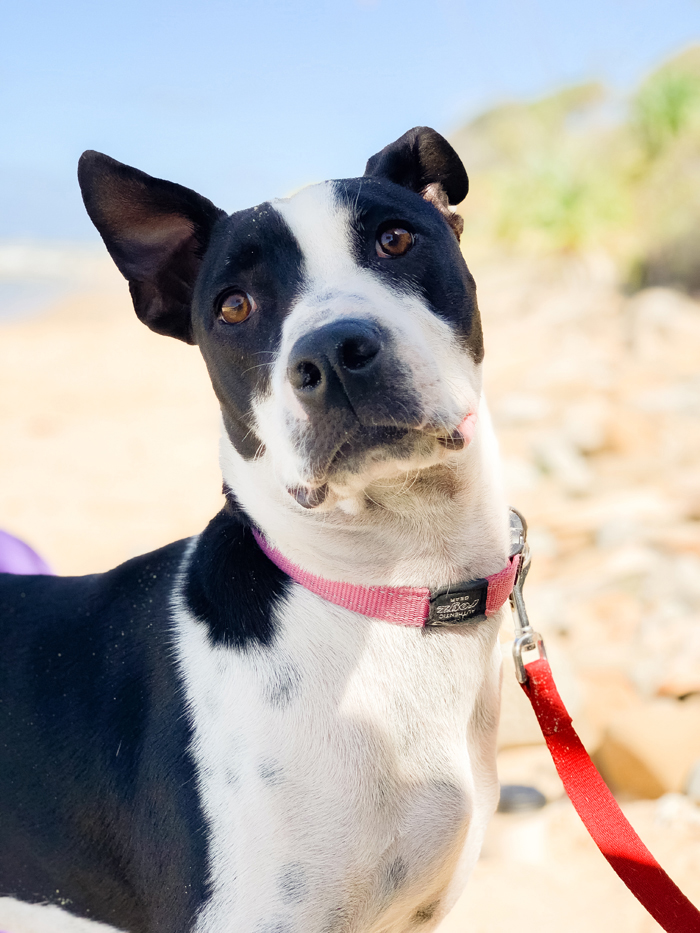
top-left (287, 320), bottom-right (384, 411)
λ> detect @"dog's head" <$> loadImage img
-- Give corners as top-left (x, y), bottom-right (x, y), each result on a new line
top-left (79, 128), bottom-right (484, 514)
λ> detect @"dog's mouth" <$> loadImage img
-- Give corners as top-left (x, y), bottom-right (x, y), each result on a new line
top-left (287, 414), bottom-right (476, 509)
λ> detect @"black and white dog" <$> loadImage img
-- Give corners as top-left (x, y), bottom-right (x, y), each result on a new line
top-left (0, 127), bottom-right (513, 933)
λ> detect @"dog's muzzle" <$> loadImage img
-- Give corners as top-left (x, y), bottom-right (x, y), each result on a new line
top-left (286, 319), bottom-right (426, 477)
top-left (287, 318), bottom-right (419, 424)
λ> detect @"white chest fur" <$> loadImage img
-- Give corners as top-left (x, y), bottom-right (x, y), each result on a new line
top-left (174, 580), bottom-right (503, 933)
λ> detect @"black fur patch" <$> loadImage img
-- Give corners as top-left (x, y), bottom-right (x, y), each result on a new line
top-left (0, 543), bottom-right (209, 932)
top-left (364, 126), bottom-right (468, 206)
top-left (183, 502), bottom-right (290, 650)
top-left (191, 204), bottom-right (305, 460)
top-left (0, 508), bottom-right (292, 929)
top-left (78, 151), bottom-right (226, 345)
top-left (337, 177), bottom-right (483, 362)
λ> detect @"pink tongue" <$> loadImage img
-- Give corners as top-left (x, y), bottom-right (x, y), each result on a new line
top-left (457, 412), bottom-right (477, 445)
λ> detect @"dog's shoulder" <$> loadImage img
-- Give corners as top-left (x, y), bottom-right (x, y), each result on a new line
top-left (0, 535), bottom-right (189, 636)
top-left (0, 534), bottom-right (195, 760)
top-left (0, 537), bottom-right (212, 930)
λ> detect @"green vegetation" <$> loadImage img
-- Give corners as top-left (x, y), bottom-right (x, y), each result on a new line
top-left (451, 46), bottom-right (700, 291)
top-left (634, 67), bottom-right (700, 159)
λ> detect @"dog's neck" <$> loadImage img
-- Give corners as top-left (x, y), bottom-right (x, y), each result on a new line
top-left (220, 400), bottom-right (509, 590)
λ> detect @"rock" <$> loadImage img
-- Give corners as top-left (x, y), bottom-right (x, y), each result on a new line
top-left (596, 698), bottom-right (700, 797)
top-left (498, 784), bottom-right (547, 813)
top-left (576, 668), bottom-right (641, 750)
top-left (625, 287), bottom-right (700, 363)
top-left (654, 792), bottom-right (700, 830)
top-left (654, 641), bottom-right (700, 698)
top-left (562, 399), bottom-right (610, 454)
top-left (533, 435), bottom-right (592, 495)
top-left (497, 745), bottom-right (564, 801)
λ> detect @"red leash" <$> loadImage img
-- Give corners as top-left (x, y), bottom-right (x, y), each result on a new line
top-left (510, 514), bottom-right (700, 932)
top-left (521, 657), bottom-right (700, 932)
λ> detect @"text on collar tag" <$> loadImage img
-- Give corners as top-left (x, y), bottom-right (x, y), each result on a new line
top-left (426, 582), bottom-right (488, 627)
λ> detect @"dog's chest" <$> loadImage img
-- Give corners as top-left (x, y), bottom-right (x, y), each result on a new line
top-left (174, 583), bottom-right (500, 933)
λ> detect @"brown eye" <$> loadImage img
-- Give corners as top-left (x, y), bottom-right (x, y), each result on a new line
top-left (376, 226), bottom-right (414, 258)
top-left (218, 290), bottom-right (255, 324)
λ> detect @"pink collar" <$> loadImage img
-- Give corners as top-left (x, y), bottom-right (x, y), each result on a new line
top-left (252, 527), bottom-right (521, 628)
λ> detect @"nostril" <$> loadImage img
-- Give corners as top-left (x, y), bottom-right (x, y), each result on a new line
top-left (287, 321), bottom-right (383, 396)
top-left (339, 334), bottom-right (380, 372)
top-left (296, 360), bottom-right (323, 390)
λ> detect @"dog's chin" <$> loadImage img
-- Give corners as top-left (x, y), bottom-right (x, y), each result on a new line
top-left (286, 429), bottom-right (470, 514)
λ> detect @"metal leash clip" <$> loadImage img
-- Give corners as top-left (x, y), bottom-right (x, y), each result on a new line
top-left (508, 509), bottom-right (547, 684)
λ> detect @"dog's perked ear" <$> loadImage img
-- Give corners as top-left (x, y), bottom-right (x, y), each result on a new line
top-left (78, 152), bottom-right (226, 344)
top-left (364, 127), bottom-right (468, 238)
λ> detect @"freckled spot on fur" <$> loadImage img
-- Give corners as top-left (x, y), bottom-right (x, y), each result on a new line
top-left (279, 862), bottom-right (307, 903)
top-left (266, 661), bottom-right (302, 708)
top-left (324, 906), bottom-right (351, 933)
top-left (428, 779), bottom-right (468, 821)
top-left (258, 758), bottom-right (284, 786)
top-left (413, 901), bottom-right (439, 923)
top-left (385, 856), bottom-right (408, 892)
top-left (255, 922), bottom-right (291, 933)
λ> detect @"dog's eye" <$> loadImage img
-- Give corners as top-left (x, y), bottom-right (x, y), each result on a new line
top-left (376, 226), bottom-right (414, 258)
top-left (218, 290), bottom-right (256, 324)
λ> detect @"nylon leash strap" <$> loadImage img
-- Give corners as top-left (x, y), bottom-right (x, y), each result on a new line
top-left (511, 523), bottom-right (700, 933)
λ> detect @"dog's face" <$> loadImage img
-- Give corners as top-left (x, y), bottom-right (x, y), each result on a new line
top-left (79, 128), bottom-right (484, 513)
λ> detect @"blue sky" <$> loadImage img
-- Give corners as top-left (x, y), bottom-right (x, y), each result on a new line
top-left (2, 0), bottom-right (700, 240)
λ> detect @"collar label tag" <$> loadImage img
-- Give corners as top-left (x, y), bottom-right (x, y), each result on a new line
top-left (426, 581), bottom-right (488, 626)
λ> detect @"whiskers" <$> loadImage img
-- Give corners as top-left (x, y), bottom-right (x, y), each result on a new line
top-left (240, 350), bottom-right (277, 378)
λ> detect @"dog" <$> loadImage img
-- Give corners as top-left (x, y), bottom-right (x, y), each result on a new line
top-left (0, 127), bottom-right (515, 933)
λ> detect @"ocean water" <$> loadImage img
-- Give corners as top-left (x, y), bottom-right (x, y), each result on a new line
top-left (0, 280), bottom-right (71, 321)
top-left (0, 240), bottom-right (108, 322)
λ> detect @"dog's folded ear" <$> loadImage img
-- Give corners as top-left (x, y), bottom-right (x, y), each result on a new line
top-left (364, 127), bottom-right (467, 238)
top-left (78, 152), bottom-right (226, 344)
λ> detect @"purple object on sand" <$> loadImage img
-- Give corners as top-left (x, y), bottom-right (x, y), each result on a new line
top-left (0, 529), bottom-right (53, 575)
